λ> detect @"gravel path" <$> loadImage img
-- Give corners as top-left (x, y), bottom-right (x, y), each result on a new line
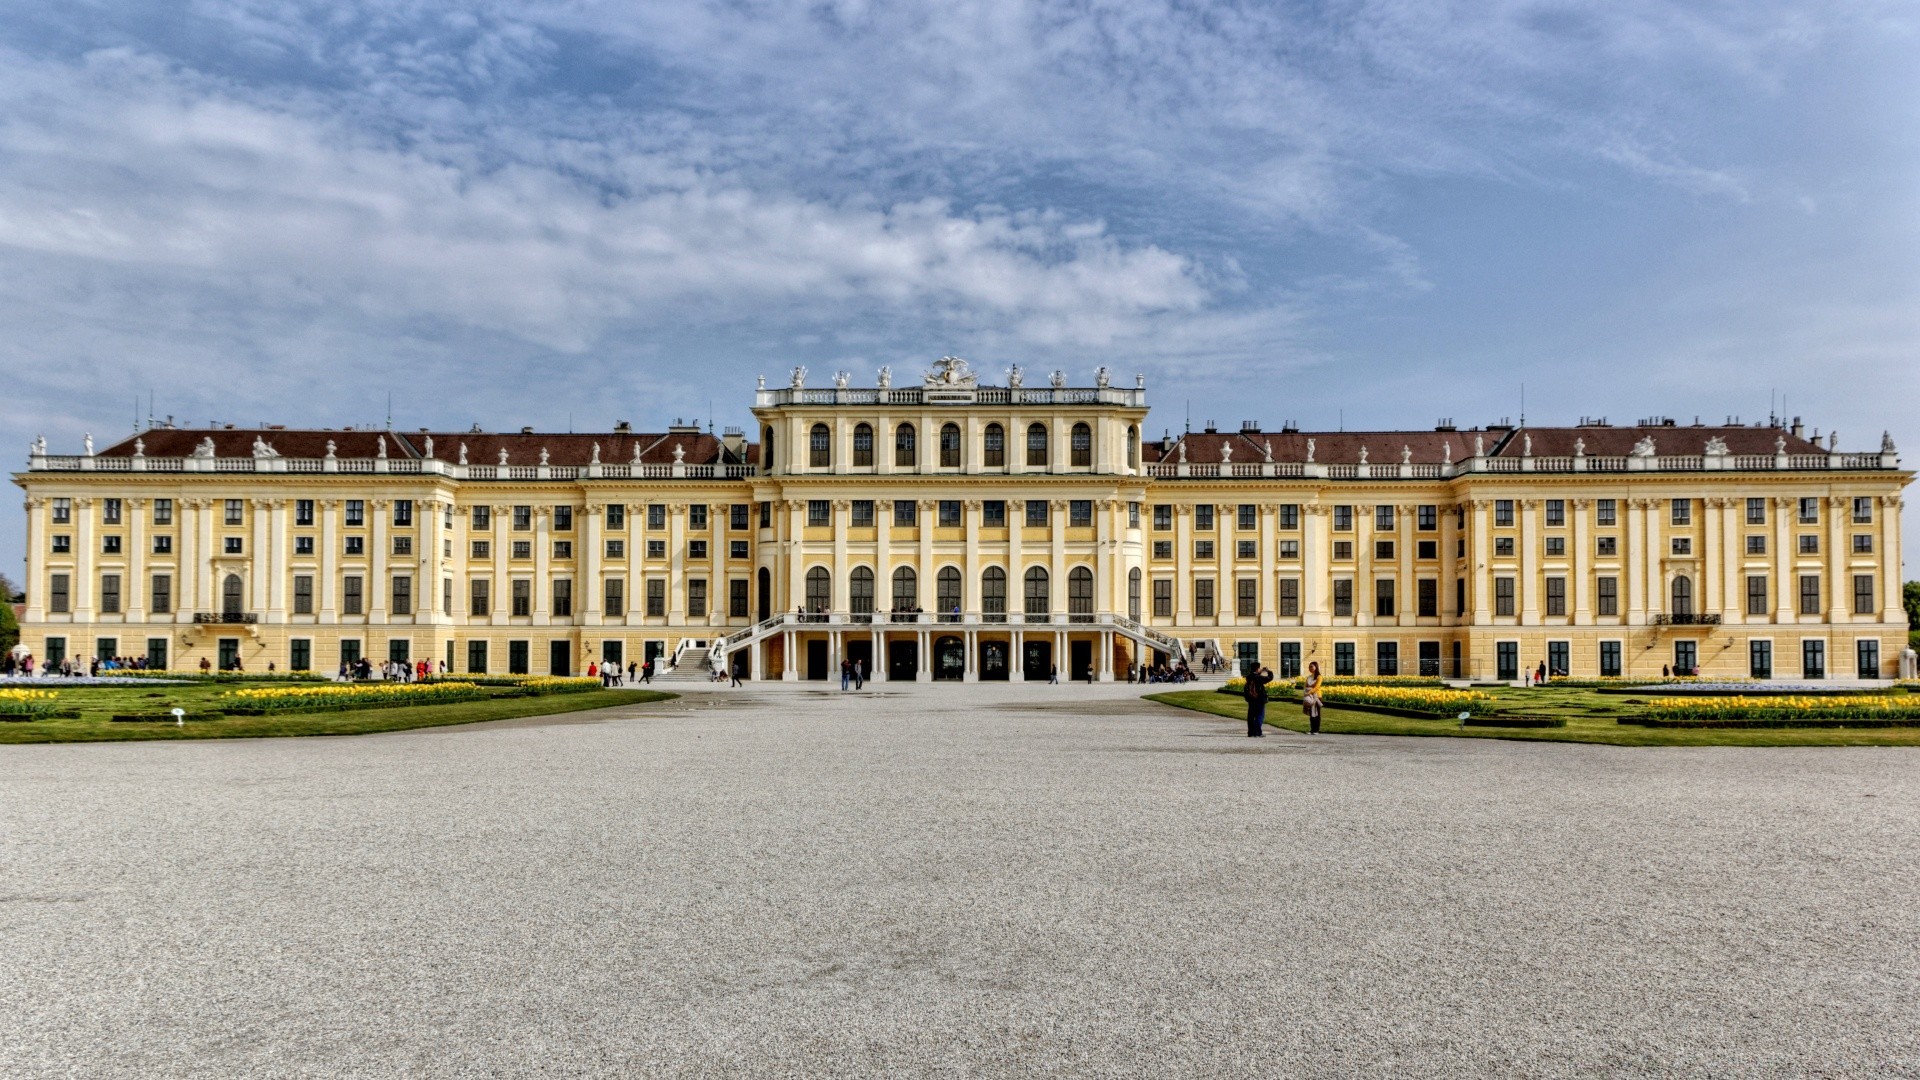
top-left (3, 683), bottom-right (1917, 1077)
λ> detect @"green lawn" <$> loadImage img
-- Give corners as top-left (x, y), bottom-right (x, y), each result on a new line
top-left (1147, 687), bottom-right (1920, 747)
top-left (0, 681), bottom-right (676, 743)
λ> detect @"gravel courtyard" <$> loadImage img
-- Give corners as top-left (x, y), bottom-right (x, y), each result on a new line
top-left (3, 683), bottom-right (1917, 1078)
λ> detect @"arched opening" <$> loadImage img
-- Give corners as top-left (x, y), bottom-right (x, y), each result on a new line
top-left (1671, 575), bottom-right (1694, 617)
top-left (853, 423), bottom-right (874, 467)
top-left (850, 566), bottom-right (875, 618)
top-left (984, 423), bottom-right (1006, 468)
top-left (809, 424), bottom-right (831, 469)
top-left (1024, 566), bottom-right (1050, 620)
top-left (1070, 422), bottom-right (1092, 467)
top-left (1126, 425), bottom-right (1139, 469)
top-left (937, 566), bottom-right (962, 619)
top-left (1128, 567), bottom-right (1142, 621)
top-left (222, 573), bottom-right (244, 617)
top-left (1026, 423), bottom-right (1049, 467)
top-left (762, 426), bottom-right (775, 470)
top-left (933, 636), bottom-right (966, 681)
top-left (939, 423), bottom-right (961, 468)
top-left (892, 566), bottom-right (917, 613)
top-left (894, 423), bottom-right (916, 467)
top-left (757, 567), bottom-right (772, 622)
top-left (1068, 566), bottom-right (1094, 622)
top-left (804, 566), bottom-right (831, 615)
top-left (982, 566), bottom-right (1007, 621)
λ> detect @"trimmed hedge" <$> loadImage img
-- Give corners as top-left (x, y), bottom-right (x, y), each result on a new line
top-left (1623, 717), bottom-right (1920, 729)
top-left (1464, 716), bottom-right (1564, 728)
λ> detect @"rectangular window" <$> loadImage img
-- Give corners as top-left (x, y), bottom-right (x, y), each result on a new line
top-left (1746, 575), bottom-right (1769, 615)
top-left (1494, 500), bottom-right (1514, 527)
top-left (1799, 575), bottom-right (1821, 615)
top-left (1332, 579), bottom-right (1353, 617)
top-left (98, 574), bottom-right (121, 614)
top-left (607, 504), bottom-right (626, 529)
top-left (1070, 500), bottom-right (1093, 527)
top-left (393, 500), bottom-right (414, 526)
top-left (443, 577), bottom-right (451, 615)
top-left (729, 540), bottom-right (749, 559)
top-left (1853, 534), bottom-right (1874, 554)
top-left (1376, 641), bottom-right (1398, 677)
top-left (391, 576), bottom-right (412, 617)
top-left (1278, 504), bottom-right (1299, 530)
top-left (640, 540), bottom-right (660, 560)
top-left (152, 535), bottom-right (174, 555)
top-left (468, 641), bottom-right (489, 675)
top-left (1195, 505), bottom-right (1215, 531)
top-left (1375, 579), bottom-right (1395, 617)
top-left (1799, 535), bottom-right (1819, 555)
top-left (1374, 540), bottom-right (1394, 560)
top-left (1417, 505), bottom-right (1437, 531)
top-left (472, 506), bottom-right (492, 529)
top-left (1237, 540), bottom-right (1257, 560)
top-left (1802, 639), bottom-right (1825, 679)
top-left (154, 498), bottom-right (173, 525)
top-left (758, 502), bottom-right (771, 528)
top-left (647, 504), bottom-right (666, 530)
top-left (342, 575), bottom-right (363, 615)
top-left (1153, 541), bottom-right (1172, 559)
top-left (224, 499), bottom-right (244, 526)
top-left (1279, 579), bottom-right (1300, 617)
top-left (553, 579), bottom-right (572, 617)
top-left (730, 579), bottom-right (749, 618)
top-left (1153, 504), bottom-right (1172, 530)
top-left (1671, 498), bottom-right (1692, 526)
top-left (1238, 504), bottom-right (1257, 530)
top-left (1494, 537), bottom-right (1515, 557)
top-left (1749, 640), bottom-right (1772, 678)
top-left (1279, 642), bottom-right (1301, 678)
top-left (689, 505), bottom-right (708, 530)
top-left (1279, 540), bottom-right (1300, 559)
top-left (471, 540), bottom-right (491, 559)
top-left (1333, 505), bottom-right (1353, 531)
top-left (1852, 497), bottom-right (1873, 524)
top-left (1129, 503), bottom-right (1140, 529)
top-left (1333, 541), bottom-right (1353, 561)
top-left (1194, 579), bottom-right (1215, 616)
top-left (1494, 576), bottom-right (1515, 616)
top-left (688, 578), bottom-right (707, 617)
top-left (1746, 498), bottom-right (1766, 525)
top-left (290, 640), bottom-right (311, 672)
top-left (1600, 640), bottom-right (1622, 677)
top-left (1596, 536), bottom-right (1617, 556)
top-left (393, 536), bottom-right (413, 556)
top-left (51, 499), bottom-right (71, 524)
top-left (1334, 642), bottom-right (1355, 677)
top-left (1596, 576), bottom-right (1618, 616)
top-left (606, 539), bottom-right (625, 559)
top-left (512, 540), bottom-right (534, 560)
top-left (1854, 574), bottom-right (1876, 615)
top-left (345, 500), bottom-right (365, 527)
top-left (1545, 576), bottom-right (1566, 617)
top-left (984, 501), bottom-right (1007, 528)
top-left (102, 498), bottom-right (122, 525)
top-left (1858, 639), bottom-right (1880, 679)
top-left (1152, 579), bottom-right (1173, 618)
top-left (1746, 535), bottom-right (1766, 555)
top-left (1544, 537), bottom-right (1565, 557)
top-left (1456, 578), bottom-right (1466, 616)
top-left (1799, 497), bottom-right (1819, 524)
top-left (1670, 538), bottom-right (1692, 556)
top-left (1026, 501), bottom-right (1049, 528)
top-left (1195, 540), bottom-right (1215, 559)
top-left (646, 579), bottom-right (665, 617)
top-left (1544, 499), bottom-right (1565, 527)
top-left (224, 537), bottom-right (244, 555)
top-left (1375, 505), bottom-right (1394, 531)
top-left (894, 500), bottom-right (917, 527)
top-left (688, 540), bottom-right (707, 560)
top-left (293, 575), bottom-right (313, 615)
top-left (553, 505), bottom-right (572, 530)
top-left (1236, 579), bottom-right (1256, 617)
top-left (102, 535), bottom-right (122, 554)
top-left (512, 579), bottom-right (531, 617)
top-left (808, 500), bottom-right (830, 527)
top-left (151, 574), bottom-right (172, 615)
top-left (513, 505), bottom-right (532, 531)
top-left (1417, 578), bottom-right (1437, 618)
top-left (604, 578), bottom-right (624, 616)
top-left (1596, 499), bottom-right (1617, 526)
top-left (851, 500), bottom-right (875, 528)
top-left (469, 579), bottom-right (489, 615)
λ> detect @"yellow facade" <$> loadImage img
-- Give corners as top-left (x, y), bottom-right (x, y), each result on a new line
top-left (13, 359), bottom-right (1911, 683)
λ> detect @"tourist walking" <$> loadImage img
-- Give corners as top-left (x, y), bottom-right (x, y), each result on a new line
top-left (840, 658), bottom-right (851, 691)
top-left (1243, 663), bottom-right (1273, 737)
top-left (1303, 660), bottom-right (1323, 734)
top-left (1048, 663), bottom-right (1058, 685)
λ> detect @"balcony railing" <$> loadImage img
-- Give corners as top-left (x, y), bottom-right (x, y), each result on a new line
top-left (1651, 613), bottom-right (1721, 626)
top-left (192, 612), bottom-right (259, 624)
top-left (25, 453), bottom-right (759, 480)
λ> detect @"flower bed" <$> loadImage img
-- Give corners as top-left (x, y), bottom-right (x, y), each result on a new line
top-left (1222, 681), bottom-right (1492, 716)
top-left (1634, 695), bottom-right (1920, 726)
top-left (444, 675), bottom-right (602, 691)
top-left (110, 669), bottom-right (329, 682)
top-left (219, 682), bottom-right (487, 714)
top-left (0, 689), bottom-right (60, 719)
top-left (1224, 675), bottom-right (1447, 694)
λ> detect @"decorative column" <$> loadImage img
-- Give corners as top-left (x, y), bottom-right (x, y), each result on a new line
top-left (1773, 497), bottom-right (1793, 624)
top-left (1470, 499), bottom-right (1491, 622)
top-left (831, 499), bottom-right (851, 612)
top-left (320, 500), bottom-right (340, 619)
top-left (1571, 500), bottom-right (1591, 621)
top-left (963, 500), bottom-right (983, 616)
top-left (665, 503), bottom-right (684, 619)
top-left (1826, 496), bottom-right (1847, 623)
top-left (1519, 499), bottom-right (1539, 624)
top-left (23, 498), bottom-right (47, 623)
top-left (582, 504), bottom-right (603, 624)
top-left (1883, 495), bottom-right (1905, 628)
top-left (491, 505), bottom-right (511, 622)
top-left (127, 498), bottom-right (148, 622)
top-left (73, 498), bottom-right (96, 619)
top-left (1303, 503), bottom-right (1331, 627)
top-left (370, 499), bottom-right (392, 622)
top-left (1174, 504), bottom-right (1193, 623)
top-left (1624, 498), bottom-right (1646, 623)
top-left (1049, 499), bottom-right (1068, 619)
top-left (1258, 504), bottom-right (1277, 625)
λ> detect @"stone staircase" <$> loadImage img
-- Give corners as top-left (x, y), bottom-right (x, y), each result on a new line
top-left (652, 647), bottom-right (719, 684)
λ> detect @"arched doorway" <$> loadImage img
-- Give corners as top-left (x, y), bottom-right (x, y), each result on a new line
top-left (222, 574), bottom-right (244, 617)
top-left (934, 636), bottom-right (965, 680)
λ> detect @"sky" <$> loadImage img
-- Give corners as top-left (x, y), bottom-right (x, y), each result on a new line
top-left (2, 1), bottom-right (1918, 580)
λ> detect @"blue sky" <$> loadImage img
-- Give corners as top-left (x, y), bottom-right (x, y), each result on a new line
top-left (3, 1), bottom-right (1917, 578)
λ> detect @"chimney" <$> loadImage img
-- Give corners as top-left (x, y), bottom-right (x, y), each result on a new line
top-left (614, 421), bottom-right (632, 434)
top-left (1790, 416), bottom-right (1803, 439)
top-left (1240, 420), bottom-right (1260, 434)
top-left (721, 426), bottom-right (746, 457)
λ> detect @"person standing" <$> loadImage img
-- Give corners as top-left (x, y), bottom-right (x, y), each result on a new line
top-left (1048, 663), bottom-right (1058, 685)
top-left (1243, 664), bottom-right (1273, 737)
top-left (853, 658), bottom-right (864, 689)
top-left (840, 657), bottom-right (851, 691)
top-left (1303, 660), bottom-right (1324, 734)
top-left (627, 660), bottom-right (637, 684)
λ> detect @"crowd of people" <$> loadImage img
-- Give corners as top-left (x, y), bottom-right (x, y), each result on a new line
top-left (2, 652), bottom-right (167, 678)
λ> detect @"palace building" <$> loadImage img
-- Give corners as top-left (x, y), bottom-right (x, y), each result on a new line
top-left (11, 357), bottom-right (1912, 683)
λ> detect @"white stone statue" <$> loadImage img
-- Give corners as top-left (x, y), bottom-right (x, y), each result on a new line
top-left (83, 433), bottom-right (94, 456)
top-left (1306, 438), bottom-right (1316, 463)
top-left (1521, 433), bottom-right (1532, 457)
top-left (1262, 440), bottom-right (1273, 462)
top-left (498, 448), bottom-right (509, 465)
top-left (423, 436), bottom-right (434, 459)
top-left (458, 442), bottom-right (468, 465)
top-left (631, 442), bottom-right (643, 465)
top-left (1007, 364), bottom-right (1024, 389)
top-left (1177, 440), bottom-right (1187, 463)
top-left (1883, 430), bottom-right (1897, 454)
top-left (925, 356), bottom-right (975, 386)
top-left (1631, 436), bottom-right (1657, 457)
top-left (1828, 431), bottom-right (1839, 450)
top-left (672, 443), bottom-right (686, 464)
top-left (376, 435), bottom-right (388, 459)
top-left (251, 436), bottom-right (278, 458)
top-left (876, 365), bottom-right (891, 389)
top-left (1573, 437), bottom-right (1585, 457)
top-left (590, 442), bottom-right (601, 464)
top-left (1775, 434), bottom-right (1787, 454)
top-left (538, 446), bottom-right (550, 466)
top-left (833, 370), bottom-right (849, 389)
top-left (1221, 442), bottom-right (1232, 464)
top-left (30, 435), bottom-right (46, 457)
top-left (1049, 369), bottom-right (1066, 389)
top-left (1473, 434), bottom-right (1484, 457)
top-left (1095, 366), bottom-right (1111, 389)
top-left (195, 437), bottom-right (218, 459)
top-left (1901, 646), bottom-right (1919, 680)
top-left (323, 439), bottom-right (336, 460)
top-left (1704, 435), bottom-right (1729, 456)
top-left (133, 437), bottom-right (145, 457)
top-left (790, 366), bottom-right (807, 390)
top-left (1358, 446), bottom-right (1369, 465)
top-left (1402, 444), bottom-right (1412, 465)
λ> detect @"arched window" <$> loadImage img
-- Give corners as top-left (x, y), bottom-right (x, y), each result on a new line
top-left (982, 566), bottom-right (1007, 618)
top-left (850, 566), bottom-right (875, 615)
top-left (762, 426), bottom-right (775, 470)
top-left (804, 566), bottom-right (831, 613)
top-left (892, 566), bottom-right (917, 612)
top-left (1671, 575), bottom-right (1694, 617)
top-left (940, 423), bottom-right (961, 468)
top-left (984, 423), bottom-right (1006, 468)
top-left (757, 567), bottom-right (772, 622)
top-left (1024, 566), bottom-right (1050, 617)
top-left (809, 424), bottom-right (831, 469)
top-left (1070, 422), bottom-right (1092, 467)
top-left (1068, 566), bottom-right (1094, 621)
top-left (1026, 423), bottom-right (1049, 467)
top-left (1128, 567), bottom-right (1142, 621)
top-left (1126, 425), bottom-right (1139, 469)
top-left (937, 566), bottom-right (962, 618)
top-left (894, 423), bottom-right (916, 467)
top-left (222, 573), bottom-right (244, 616)
top-left (853, 423), bottom-right (874, 467)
